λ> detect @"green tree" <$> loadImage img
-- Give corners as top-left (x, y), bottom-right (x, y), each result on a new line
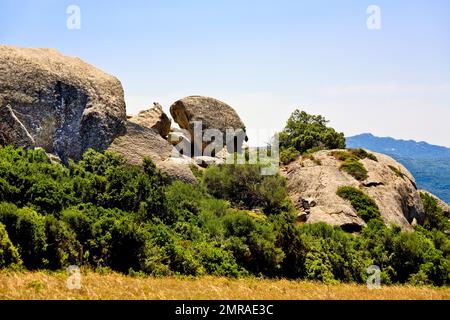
top-left (202, 164), bottom-right (290, 214)
top-left (279, 110), bottom-right (345, 154)
top-left (0, 204), bottom-right (47, 269)
top-left (0, 222), bottom-right (22, 268)
top-left (420, 192), bottom-right (450, 232)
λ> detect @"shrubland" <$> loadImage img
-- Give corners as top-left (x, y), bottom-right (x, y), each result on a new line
top-left (0, 145), bottom-right (449, 286)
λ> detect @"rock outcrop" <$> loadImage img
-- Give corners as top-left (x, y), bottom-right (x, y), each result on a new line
top-left (170, 96), bottom-right (247, 154)
top-left (128, 103), bottom-right (171, 138)
top-left (108, 121), bottom-right (197, 183)
top-left (0, 45), bottom-right (126, 161)
top-left (282, 150), bottom-right (425, 231)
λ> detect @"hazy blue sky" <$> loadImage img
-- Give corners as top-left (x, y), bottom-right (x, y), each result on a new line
top-left (1, 0), bottom-right (449, 147)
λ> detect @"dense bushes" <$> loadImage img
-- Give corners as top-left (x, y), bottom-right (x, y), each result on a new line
top-left (0, 222), bottom-right (21, 267)
top-left (336, 186), bottom-right (380, 222)
top-left (420, 192), bottom-right (450, 232)
top-left (0, 146), bottom-right (449, 286)
top-left (360, 220), bottom-right (450, 286)
top-left (0, 204), bottom-right (47, 269)
top-left (202, 164), bottom-right (291, 215)
top-left (280, 147), bottom-right (301, 165)
top-left (279, 110), bottom-right (346, 157)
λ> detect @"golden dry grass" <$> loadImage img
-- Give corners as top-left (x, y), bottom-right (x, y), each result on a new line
top-left (0, 271), bottom-right (449, 300)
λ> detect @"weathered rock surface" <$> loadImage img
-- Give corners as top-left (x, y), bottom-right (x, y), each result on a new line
top-left (0, 100), bottom-right (35, 148)
top-left (420, 190), bottom-right (450, 218)
top-left (170, 96), bottom-right (247, 153)
top-left (0, 45), bottom-right (126, 161)
top-left (282, 150), bottom-right (425, 231)
top-left (128, 103), bottom-right (171, 138)
top-left (168, 127), bottom-right (192, 157)
top-left (108, 121), bottom-right (197, 183)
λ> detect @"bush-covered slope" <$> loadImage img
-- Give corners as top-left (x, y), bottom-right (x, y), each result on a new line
top-left (0, 146), bottom-right (449, 286)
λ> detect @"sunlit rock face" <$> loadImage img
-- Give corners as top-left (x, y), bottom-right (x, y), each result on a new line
top-left (0, 45), bottom-right (126, 162)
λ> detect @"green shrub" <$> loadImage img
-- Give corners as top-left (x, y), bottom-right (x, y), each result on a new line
top-left (165, 181), bottom-right (207, 224)
top-left (108, 217), bottom-right (152, 273)
top-left (0, 147), bottom-right (69, 213)
top-left (202, 164), bottom-right (291, 215)
top-left (336, 186), bottom-right (380, 222)
top-left (70, 151), bottom-right (167, 217)
top-left (360, 220), bottom-right (450, 286)
top-left (330, 150), bottom-right (352, 161)
top-left (330, 149), bottom-right (377, 162)
top-left (349, 148), bottom-right (378, 161)
top-left (0, 145), bottom-right (449, 286)
top-left (196, 241), bottom-right (243, 277)
top-left (44, 216), bottom-right (81, 269)
top-left (340, 159), bottom-right (368, 181)
top-left (0, 222), bottom-right (22, 268)
top-left (280, 147), bottom-right (301, 165)
top-left (330, 150), bottom-right (370, 181)
top-left (222, 211), bottom-right (284, 276)
top-left (0, 203), bottom-right (47, 269)
top-left (299, 223), bottom-right (369, 283)
top-left (61, 205), bottom-right (137, 268)
top-left (420, 192), bottom-right (449, 232)
top-left (388, 165), bottom-right (406, 179)
top-left (279, 110), bottom-right (346, 154)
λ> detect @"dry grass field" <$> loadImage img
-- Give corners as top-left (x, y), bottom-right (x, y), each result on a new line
top-left (1, 271), bottom-right (449, 300)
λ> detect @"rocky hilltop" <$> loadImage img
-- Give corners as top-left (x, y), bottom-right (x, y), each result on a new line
top-left (0, 45), bottom-right (446, 232)
top-left (282, 150), bottom-right (425, 231)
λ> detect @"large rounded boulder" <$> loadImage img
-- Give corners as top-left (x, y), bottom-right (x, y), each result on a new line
top-left (282, 149), bottom-right (425, 231)
top-left (0, 45), bottom-right (126, 161)
top-left (170, 96), bottom-right (247, 154)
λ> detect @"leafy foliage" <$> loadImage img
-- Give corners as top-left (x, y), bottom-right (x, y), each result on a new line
top-left (330, 150), bottom-right (372, 181)
top-left (388, 165), bottom-right (406, 179)
top-left (279, 110), bottom-right (346, 155)
top-left (420, 192), bottom-right (450, 233)
top-left (336, 186), bottom-right (380, 222)
top-left (0, 203), bottom-right (47, 269)
top-left (280, 147), bottom-right (301, 165)
top-left (340, 160), bottom-right (368, 181)
top-left (0, 146), bottom-right (449, 286)
top-left (202, 164), bottom-right (292, 215)
top-left (0, 222), bottom-right (22, 268)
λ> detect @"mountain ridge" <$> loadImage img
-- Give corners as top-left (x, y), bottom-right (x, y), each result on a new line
top-left (347, 133), bottom-right (450, 159)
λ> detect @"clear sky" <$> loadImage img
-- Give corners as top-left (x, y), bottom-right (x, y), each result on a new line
top-left (1, 0), bottom-right (449, 147)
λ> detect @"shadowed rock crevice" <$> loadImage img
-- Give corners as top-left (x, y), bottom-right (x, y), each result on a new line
top-left (363, 181), bottom-right (385, 187)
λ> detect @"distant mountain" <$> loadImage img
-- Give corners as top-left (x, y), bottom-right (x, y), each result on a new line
top-left (346, 133), bottom-right (450, 204)
top-left (346, 133), bottom-right (450, 158)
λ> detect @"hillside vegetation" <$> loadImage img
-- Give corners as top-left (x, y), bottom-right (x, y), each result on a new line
top-left (0, 144), bottom-right (449, 286)
top-left (1, 110), bottom-right (449, 290)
